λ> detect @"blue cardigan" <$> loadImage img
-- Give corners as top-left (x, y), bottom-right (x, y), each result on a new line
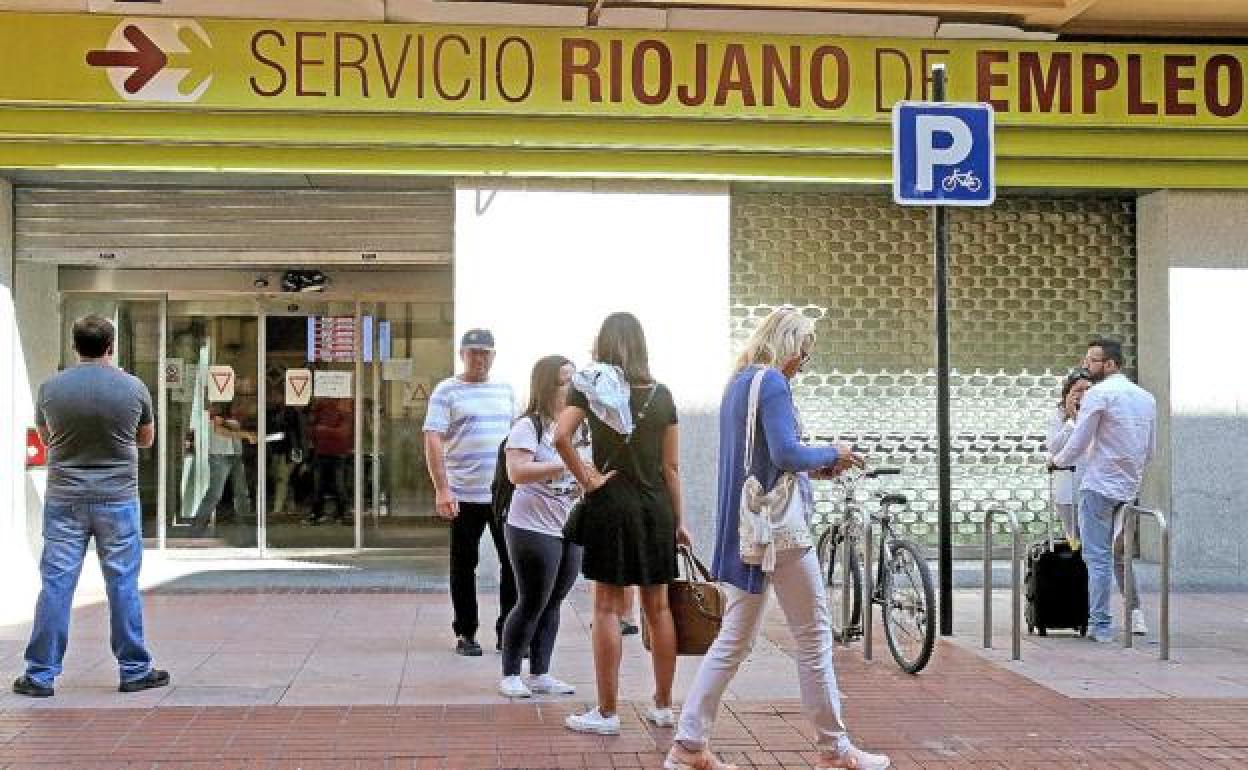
top-left (710, 366), bottom-right (841, 594)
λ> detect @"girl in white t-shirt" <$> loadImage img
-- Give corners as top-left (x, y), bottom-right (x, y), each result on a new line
top-left (497, 355), bottom-right (589, 699)
top-left (1047, 368), bottom-right (1092, 545)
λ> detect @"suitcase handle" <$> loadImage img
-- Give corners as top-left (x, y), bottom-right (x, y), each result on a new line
top-left (1045, 465), bottom-right (1077, 551)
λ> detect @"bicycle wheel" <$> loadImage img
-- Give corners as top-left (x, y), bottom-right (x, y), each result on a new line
top-left (818, 526), bottom-right (862, 642)
top-left (881, 539), bottom-right (936, 674)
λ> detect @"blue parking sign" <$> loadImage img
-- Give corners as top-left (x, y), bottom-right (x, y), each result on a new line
top-left (893, 102), bottom-right (995, 207)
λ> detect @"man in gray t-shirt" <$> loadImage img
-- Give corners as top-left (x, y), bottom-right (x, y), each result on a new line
top-left (13, 315), bottom-right (169, 698)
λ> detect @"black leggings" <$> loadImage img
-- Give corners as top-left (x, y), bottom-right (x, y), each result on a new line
top-left (501, 524), bottom-right (582, 677)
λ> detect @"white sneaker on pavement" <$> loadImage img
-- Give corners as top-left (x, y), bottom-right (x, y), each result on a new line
top-left (498, 675), bottom-right (532, 698)
top-left (643, 705), bottom-right (676, 728)
top-left (526, 674), bottom-right (575, 694)
top-left (817, 744), bottom-right (891, 769)
top-left (565, 708), bottom-right (621, 735)
top-left (1131, 608), bottom-right (1149, 636)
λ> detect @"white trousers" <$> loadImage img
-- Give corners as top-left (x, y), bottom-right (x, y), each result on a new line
top-left (674, 548), bottom-right (849, 754)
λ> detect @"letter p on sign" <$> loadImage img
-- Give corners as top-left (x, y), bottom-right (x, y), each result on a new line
top-left (893, 102), bottom-right (995, 207)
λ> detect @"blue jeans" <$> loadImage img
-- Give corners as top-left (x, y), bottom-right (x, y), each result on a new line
top-left (1078, 489), bottom-right (1123, 637)
top-left (191, 454), bottom-right (251, 533)
top-left (24, 499), bottom-right (153, 687)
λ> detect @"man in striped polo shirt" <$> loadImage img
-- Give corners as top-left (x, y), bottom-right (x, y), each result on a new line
top-left (424, 328), bottom-right (518, 656)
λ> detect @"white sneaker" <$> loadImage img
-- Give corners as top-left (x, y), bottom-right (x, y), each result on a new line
top-left (643, 705), bottom-right (676, 728)
top-left (818, 744), bottom-right (892, 769)
top-left (498, 675), bottom-right (532, 698)
top-left (565, 708), bottom-right (621, 735)
top-left (1131, 608), bottom-right (1149, 636)
top-left (526, 674), bottom-right (575, 694)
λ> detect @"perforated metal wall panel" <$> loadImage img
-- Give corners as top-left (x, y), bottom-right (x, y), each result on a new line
top-left (731, 192), bottom-right (1137, 548)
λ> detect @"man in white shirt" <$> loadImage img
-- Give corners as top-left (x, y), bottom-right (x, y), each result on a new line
top-left (1051, 338), bottom-right (1157, 643)
top-left (423, 329), bottom-right (517, 657)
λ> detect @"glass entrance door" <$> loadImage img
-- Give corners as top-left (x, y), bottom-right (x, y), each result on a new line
top-left (59, 296), bottom-right (163, 541)
top-left (262, 300), bottom-right (359, 549)
top-left (61, 288), bottom-right (449, 553)
top-left (360, 300), bottom-right (452, 548)
top-left (165, 300), bottom-right (260, 547)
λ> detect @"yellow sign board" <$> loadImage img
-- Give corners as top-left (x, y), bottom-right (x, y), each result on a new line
top-left (2, 12), bottom-right (1247, 127)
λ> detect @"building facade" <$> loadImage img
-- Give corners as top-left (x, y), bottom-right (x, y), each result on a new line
top-left (1, 2), bottom-right (1246, 605)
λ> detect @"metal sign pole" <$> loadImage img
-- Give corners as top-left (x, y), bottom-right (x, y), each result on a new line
top-left (931, 64), bottom-right (954, 637)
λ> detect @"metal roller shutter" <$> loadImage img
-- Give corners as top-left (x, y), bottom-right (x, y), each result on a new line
top-left (15, 187), bottom-right (453, 266)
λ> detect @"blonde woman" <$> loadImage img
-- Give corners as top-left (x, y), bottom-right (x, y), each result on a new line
top-left (665, 307), bottom-right (890, 770)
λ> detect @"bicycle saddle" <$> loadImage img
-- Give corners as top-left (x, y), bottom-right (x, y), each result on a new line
top-left (879, 494), bottom-right (908, 507)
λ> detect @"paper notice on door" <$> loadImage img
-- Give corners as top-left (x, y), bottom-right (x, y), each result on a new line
top-left (285, 368), bottom-right (313, 406)
top-left (163, 358), bottom-right (184, 387)
top-left (382, 358), bottom-right (413, 382)
top-left (314, 370), bottom-right (353, 399)
top-left (207, 365), bottom-right (235, 402)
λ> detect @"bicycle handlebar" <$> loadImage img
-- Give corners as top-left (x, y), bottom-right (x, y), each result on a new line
top-left (865, 468), bottom-right (901, 478)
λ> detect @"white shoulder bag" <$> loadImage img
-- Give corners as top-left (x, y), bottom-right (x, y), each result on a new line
top-left (738, 367), bottom-right (813, 573)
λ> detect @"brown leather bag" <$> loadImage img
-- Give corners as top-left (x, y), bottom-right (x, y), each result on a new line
top-left (642, 546), bottom-right (726, 656)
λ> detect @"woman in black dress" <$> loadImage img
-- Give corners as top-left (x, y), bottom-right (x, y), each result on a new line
top-left (554, 312), bottom-right (692, 735)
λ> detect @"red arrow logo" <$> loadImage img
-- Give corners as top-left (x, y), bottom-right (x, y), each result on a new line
top-left (86, 24), bottom-right (167, 94)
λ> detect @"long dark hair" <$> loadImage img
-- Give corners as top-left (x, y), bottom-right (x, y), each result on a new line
top-left (1058, 368), bottom-right (1092, 408)
top-left (593, 312), bottom-right (653, 385)
top-left (523, 355), bottom-right (572, 423)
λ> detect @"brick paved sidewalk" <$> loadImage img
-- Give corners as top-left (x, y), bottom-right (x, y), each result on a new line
top-left (3, 638), bottom-right (1248, 768)
top-left (2, 563), bottom-right (1247, 768)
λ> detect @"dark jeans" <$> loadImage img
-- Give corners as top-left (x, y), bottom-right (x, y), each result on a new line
top-left (312, 454), bottom-right (349, 521)
top-left (501, 524), bottom-right (582, 677)
top-left (450, 502), bottom-right (517, 642)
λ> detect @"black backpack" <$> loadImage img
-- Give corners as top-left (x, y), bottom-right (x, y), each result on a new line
top-left (490, 414), bottom-right (543, 524)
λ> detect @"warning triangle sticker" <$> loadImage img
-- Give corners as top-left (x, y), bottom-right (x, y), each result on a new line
top-left (211, 371), bottom-right (233, 394)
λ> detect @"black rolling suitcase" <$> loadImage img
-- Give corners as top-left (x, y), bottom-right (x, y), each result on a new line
top-left (1025, 467), bottom-right (1089, 637)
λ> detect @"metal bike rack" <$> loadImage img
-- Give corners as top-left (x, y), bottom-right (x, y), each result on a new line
top-left (863, 518), bottom-right (875, 661)
top-left (1122, 505), bottom-right (1170, 660)
top-left (983, 508), bottom-right (1022, 661)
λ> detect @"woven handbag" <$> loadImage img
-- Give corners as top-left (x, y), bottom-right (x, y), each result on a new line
top-left (738, 367), bottom-right (813, 572)
top-left (642, 546), bottom-right (726, 656)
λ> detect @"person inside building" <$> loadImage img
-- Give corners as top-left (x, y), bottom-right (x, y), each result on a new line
top-left (497, 355), bottom-right (585, 699)
top-left (191, 402), bottom-right (256, 537)
top-left (267, 380), bottom-right (307, 519)
top-left (555, 311), bottom-right (689, 736)
top-left (1051, 338), bottom-right (1156, 642)
top-left (1047, 368), bottom-right (1093, 547)
top-left (666, 306), bottom-right (891, 770)
top-left (308, 394), bottom-right (353, 526)
top-left (423, 328), bottom-right (518, 656)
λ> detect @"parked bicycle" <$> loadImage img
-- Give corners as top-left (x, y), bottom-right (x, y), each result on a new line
top-left (816, 466), bottom-right (937, 674)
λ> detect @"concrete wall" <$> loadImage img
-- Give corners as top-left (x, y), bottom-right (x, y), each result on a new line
top-left (1, 179), bottom-right (42, 624)
top-left (1138, 190), bottom-right (1248, 588)
top-left (453, 181), bottom-right (731, 553)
